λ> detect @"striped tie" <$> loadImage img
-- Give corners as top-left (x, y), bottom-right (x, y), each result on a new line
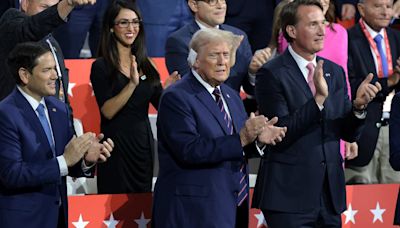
top-left (212, 88), bottom-right (248, 205)
top-left (212, 88), bottom-right (233, 135)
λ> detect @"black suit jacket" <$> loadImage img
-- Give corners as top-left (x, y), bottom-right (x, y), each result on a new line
top-left (346, 24), bottom-right (400, 166)
top-left (252, 50), bottom-right (364, 214)
top-left (0, 5), bottom-right (65, 100)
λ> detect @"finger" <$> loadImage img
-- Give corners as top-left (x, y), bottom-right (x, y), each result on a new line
top-left (374, 81), bottom-right (382, 91)
top-left (97, 133), bottom-right (104, 142)
top-left (267, 116), bottom-right (278, 125)
top-left (102, 142), bottom-right (113, 154)
top-left (249, 112), bottom-right (256, 119)
top-left (107, 138), bottom-right (114, 148)
top-left (362, 73), bottom-right (374, 85)
top-left (98, 154), bottom-right (107, 163)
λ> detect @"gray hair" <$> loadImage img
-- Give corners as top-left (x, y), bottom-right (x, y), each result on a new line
top-left (187, 28), bottom-right (242, 67)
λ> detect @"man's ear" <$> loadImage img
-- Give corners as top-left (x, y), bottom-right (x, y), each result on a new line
top-left (286, 25), bottom-right (296, 40)
top-left (188, 0), bottom-right (198, 13)
top-left (18, 68), bottom-right (30, 85)
top-left (357, 3), bottom-right (365, 18)
top-left (20, 0), bottom-right (28, 13)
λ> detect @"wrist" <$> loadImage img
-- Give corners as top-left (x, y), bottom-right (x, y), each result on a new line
top-left (352, 101), bottom-right (366, 111)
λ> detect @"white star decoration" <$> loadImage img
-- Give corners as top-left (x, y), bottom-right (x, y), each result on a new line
top-left (370, 202), bottom-right (386, 223)
top-left (254, 211), bottom-right (268, 227)
top-left (72, 214), bottom-right (89, 228)
top-left (134, 211), bottom-right (151, 228)
top-left (343, 204), bottom-right (358, 224)
top-left (103, 213), bottom-right (119, 228)
top-left (68, 82), bottom-right (76, 97)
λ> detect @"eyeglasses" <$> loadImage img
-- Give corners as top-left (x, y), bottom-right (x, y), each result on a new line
top-left (196, 0), bottom-right (226, 6)
top-left (114, 19), bottom-right (141, 28)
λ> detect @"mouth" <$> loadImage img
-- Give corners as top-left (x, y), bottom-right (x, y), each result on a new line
top-left (125, 33), bottom-right (136, 39)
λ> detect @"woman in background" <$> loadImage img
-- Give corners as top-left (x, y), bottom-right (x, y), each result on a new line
top-left (91, 0), bottom-right (179, 193)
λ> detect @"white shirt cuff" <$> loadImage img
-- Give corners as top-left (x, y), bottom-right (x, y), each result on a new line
top-left (248, 72), bottom-right (256, 86)
top-left (354, 110), bottom-right (367, 119)
top-left (81, 160), bottom-right (95, 176)
top-left (57, 156), bottom-right (68, 176)
top-left (255, 140), bottom-right (266, 156)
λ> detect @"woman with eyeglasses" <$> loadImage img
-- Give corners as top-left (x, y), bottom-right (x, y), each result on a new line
top-left (90, 0), bottom-right (179, 194)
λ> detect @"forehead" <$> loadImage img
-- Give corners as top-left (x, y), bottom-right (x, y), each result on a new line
top-left (115, 8), bottom-right (138, 19)
top-left (203, 40), bottom-right (230, 52)
top-left (296, 5), bottom-right (325, 23)
top-left (30, 0), bottom-right (59, 6)
top-left (34, 52), bottom-right (55, 68)
top-left (364, 0), bottom-right (393, 5)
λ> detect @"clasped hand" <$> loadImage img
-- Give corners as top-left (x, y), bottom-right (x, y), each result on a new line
top-left (240, 112), bottom-right (287, 146)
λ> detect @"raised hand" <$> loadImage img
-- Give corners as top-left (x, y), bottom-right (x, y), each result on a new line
top-left (130, 55), bottom-right (140, 86)
top-left (353, 73), bottom-right (382, 110)
top-left (257, 117), bottom-right (287, 145)
top-left (313, 60), bottom-right (328, 106)
top-left (249, 47), bottom-right (272, 74)
top-left (164, 71), bottom-right (181, 89)
top-left (67, 0), bottom-right (96, 7)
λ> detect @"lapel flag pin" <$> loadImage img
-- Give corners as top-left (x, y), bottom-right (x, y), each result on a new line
top-left (325, 73), bottom-right (331, 77)
top-left (140, 75), bottom-right (147, 80)
top-left (52, 108), bottom-right (56, 112)
top-left (227, 94), bottom-right (230, 98)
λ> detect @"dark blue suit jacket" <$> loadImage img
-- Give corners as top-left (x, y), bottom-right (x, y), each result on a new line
top-left (152, 72), bottom-right (255, 227)
top-left (252, 50), bottom-right (364, 214)
top-left (347, 24), bottom-right (400, 167)
top-left (390, 92), bottom-right (400, 171)
top-left (165, 21), bottom-right (254, 95)
top-left (0, 89), bottom-right (87, 228)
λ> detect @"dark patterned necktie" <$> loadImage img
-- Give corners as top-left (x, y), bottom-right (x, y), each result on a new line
top-left (212, 88), bottom-right (248, 205)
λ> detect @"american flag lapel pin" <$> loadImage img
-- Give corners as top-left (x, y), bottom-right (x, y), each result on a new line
top-left (325, 73), bottom-right (331, 77)
top-left (52, 108), bottom-right (57, 112)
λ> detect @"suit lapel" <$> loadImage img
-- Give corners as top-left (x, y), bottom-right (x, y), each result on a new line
top-left (189, 21), bottom-right (200, 36)
top-left (356, 25), bottom-right (377, 76)
top-left (387, 29), bottom-right (399, 68)
top-left (13, 90), bottom-right (53, 157)
top-left (45, 98), bottom-right (64, 157)
top-left (221, 85), bottom-right (241, 134)
top-left (189, 75), bottom-right (231, 135)
top-left (282, 50), bottom-right (313, 98)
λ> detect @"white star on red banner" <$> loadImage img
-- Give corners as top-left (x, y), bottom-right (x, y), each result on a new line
top-left (134, 211), bottom-right (151, 228)
top-left (370, 202), bottom-right (386, 223)
top-left (72, 214), bottom-right (89, 228)
top-left (103, 212), bottom-right (119, 227)
top-left (343, 203), bottom-right (358, 224)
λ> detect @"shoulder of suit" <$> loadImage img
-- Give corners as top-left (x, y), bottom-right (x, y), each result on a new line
top-left (168, 21), bottom-right (196, 39)
top-left (220, 24), bottom-right (246, 36)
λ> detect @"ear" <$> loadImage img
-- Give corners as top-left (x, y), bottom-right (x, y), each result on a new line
top-left (18, 68), bottom-right (30, 85)
top-left (188, 0), bottom-right (198, 13)
top-left (286, 25), bottom-right (296, 40)
top-left (20, 0), bottom-right (28, 13)
top-left (193, 58), bottom-right (200, 69)
top-left (357, 3), bottom-right (365, 18)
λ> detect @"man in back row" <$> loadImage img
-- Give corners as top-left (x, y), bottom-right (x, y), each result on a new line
top-left (165, 0), bottom-right (272, 112)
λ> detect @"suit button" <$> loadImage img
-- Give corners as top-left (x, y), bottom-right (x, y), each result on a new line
top-left (321, 161), bottom-right (326, 165)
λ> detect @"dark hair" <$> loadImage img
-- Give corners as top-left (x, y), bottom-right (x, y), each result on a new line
top-left (281, 0), bottom-right (324, 43)
top-left (98, 0), bottom-right (160, 85)
top-left (7, 41), bottom-right (50, 85)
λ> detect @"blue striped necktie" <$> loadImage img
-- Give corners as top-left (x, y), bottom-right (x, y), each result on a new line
top-left (212, 88), bottom-right (248, 205)
top-left (36, 104), bottom-right (55, 157)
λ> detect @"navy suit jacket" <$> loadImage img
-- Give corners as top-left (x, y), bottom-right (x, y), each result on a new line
top-left (252, 50), bottom-right (364, 214)
top-left (165, 21), bottom-right (254, 95)
top-left (152, 72), bottom-right (256, 227)
top-left (390, 92), bottom-right (400, 171)
top-left (347, 24), bottom-right (400, 166)
top-left (0, 89), bottom-right (88, 228)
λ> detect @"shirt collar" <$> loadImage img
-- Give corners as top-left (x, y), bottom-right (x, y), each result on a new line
top-left (195, 19), bottom-right (220, 30)
top-left (363, 21), bottom-right (385, 40)
top-left (191, 69), bottom-right (221, 95)
top-left (17, 86), bottom-right (46, 111)
top-left (288, 45), bottom-right (317, 69)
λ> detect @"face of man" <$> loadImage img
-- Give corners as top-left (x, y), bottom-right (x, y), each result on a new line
top-left (287, 5), bottom-right (326, 60)
top-left (21, 0), bottom-right (59, 16)
top-left (358, 0), bottom-right (393, 31)
top-left (189, 0), bottom-right (226, 27)
top-left (194, 40), bottom-right (231, 87)
top-left (21, 52), bottom-right (57, 101)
